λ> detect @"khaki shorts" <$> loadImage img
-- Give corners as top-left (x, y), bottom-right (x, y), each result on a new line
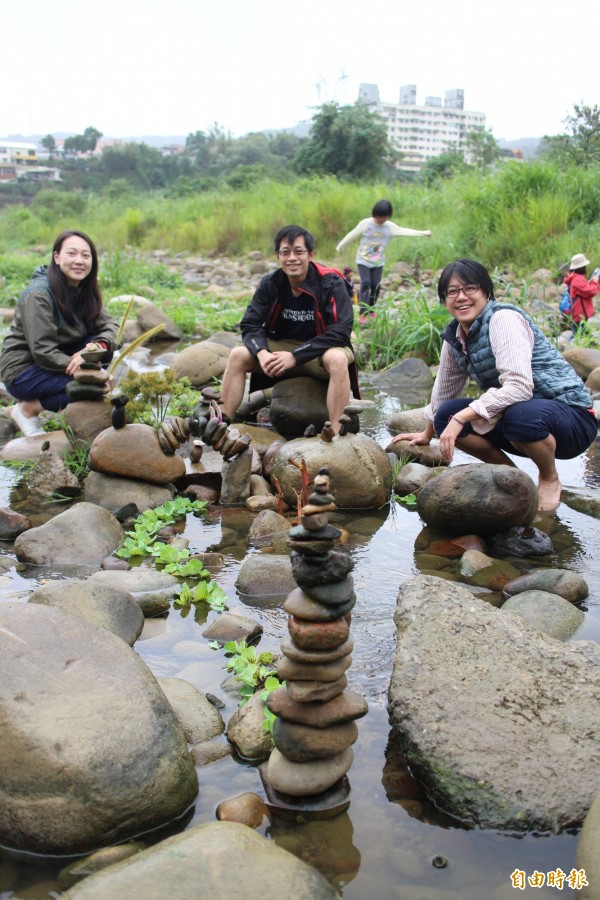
top-left (255, 340), bottom-right (354, 381)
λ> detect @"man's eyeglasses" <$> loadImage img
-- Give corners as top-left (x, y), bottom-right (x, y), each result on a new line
top-left (277, 247), bottom-right (309, 258)
top-left (444, 284), bottom-right (480, 300)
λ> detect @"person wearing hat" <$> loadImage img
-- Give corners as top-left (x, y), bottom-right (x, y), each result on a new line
top-left (563, 253), bottom-right (599, 330)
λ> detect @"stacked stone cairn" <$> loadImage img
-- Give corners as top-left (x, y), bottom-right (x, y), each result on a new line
top-left (66, 344), bottom-right (111, 402)
top-left (156, 387), bottom-right (252, 461)
top-left (261, 467), bottom-right (368, 819)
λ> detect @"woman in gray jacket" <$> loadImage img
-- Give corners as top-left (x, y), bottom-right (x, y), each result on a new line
top-left (0, 230), bottom-right (118, 435)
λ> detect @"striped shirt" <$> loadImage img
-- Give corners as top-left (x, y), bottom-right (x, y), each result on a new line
top-left (424, 309), bottom-right (535, 435)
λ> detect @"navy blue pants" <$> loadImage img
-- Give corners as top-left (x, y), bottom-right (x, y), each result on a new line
top-left (5, 341), bottom-right (113, 412)
top-left (434, 398), bottom-right (598, 460)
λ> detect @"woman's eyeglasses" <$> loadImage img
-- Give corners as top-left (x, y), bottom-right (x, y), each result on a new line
top-left (444, 284), bottom-right (480, 300)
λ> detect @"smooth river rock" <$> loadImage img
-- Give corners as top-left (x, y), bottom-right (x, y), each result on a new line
top-left (89, 423), bottom-right (186, 485)
top-left (0, 602), bottom-right (198, 855)
top-left (416, 463), bottom-right (538, 537)
top-left (270, 432), bottom-right (392, 509)
top-left (14, 502), bottom-right (122, 567)
top-left (28, 580), bottom-right (144, 645)
top-left (61, 821), bottom-right (338, 899)
top-left (266, 746), bottom-right (354, 796)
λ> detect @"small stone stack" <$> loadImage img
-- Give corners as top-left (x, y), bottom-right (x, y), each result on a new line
top-left (66, 345), bottom-right (111, 402)
top-left (261, 467), bottom-right (368, 819)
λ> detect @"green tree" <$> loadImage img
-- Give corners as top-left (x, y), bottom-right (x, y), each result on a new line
top-left (540, 104), bottom-right (600, 166)
top-left (465, 129), bottom-right (500, 169)
top-left (40, 134), bottom-right (56, 156)
top-left (420, 150), bottom-right (467, 185)
top-left (294, 101), bottom-right (395, 179)
top-left (64, 126), bottom-right (102, 154)
top-left (98, 143), bottom-right (174, 189)
top-left (185, 124), bottom-right (232, 175)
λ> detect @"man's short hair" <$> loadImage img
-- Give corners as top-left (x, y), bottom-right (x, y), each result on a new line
top-left (274, 225), bottom-right (315, 253)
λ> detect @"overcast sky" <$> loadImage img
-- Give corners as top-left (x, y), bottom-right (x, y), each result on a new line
top-left (3, 0), bottom-right (596, 143)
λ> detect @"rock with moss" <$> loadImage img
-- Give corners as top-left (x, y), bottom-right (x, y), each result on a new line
top-left (389, 575), bottom-right (600, 831)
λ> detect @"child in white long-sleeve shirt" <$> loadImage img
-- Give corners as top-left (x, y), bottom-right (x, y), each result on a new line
top-left (336, 199), bottom-right (431, 320)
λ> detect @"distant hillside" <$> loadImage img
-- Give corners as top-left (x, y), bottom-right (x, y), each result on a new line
top-left (497, 137), bottom-right (540, 159)
top-left (2, 129), bottom-right (541, 159)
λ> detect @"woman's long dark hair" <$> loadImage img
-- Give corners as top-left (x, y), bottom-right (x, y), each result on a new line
top-left (47, 230), bottom-right (103, 327)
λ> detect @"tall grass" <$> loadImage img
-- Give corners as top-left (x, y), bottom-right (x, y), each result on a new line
top-left (1, 162), bottom-right (600, 273)
top-left (355, 290), bottom-right (451, 367)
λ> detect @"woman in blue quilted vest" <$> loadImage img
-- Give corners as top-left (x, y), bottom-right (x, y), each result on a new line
top-left (392, 259), bottom-right (598, 512)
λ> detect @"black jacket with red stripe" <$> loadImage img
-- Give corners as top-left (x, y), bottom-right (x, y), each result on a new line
top-left (240, 261), bottom-right (360, 396)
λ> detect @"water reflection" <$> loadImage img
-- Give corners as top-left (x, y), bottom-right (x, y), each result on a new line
top-left (269, 812), bottom-right (361, 892)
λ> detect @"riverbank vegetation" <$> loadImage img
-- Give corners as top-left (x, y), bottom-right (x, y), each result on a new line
top-left (1, 158), bottom-right (599, 275)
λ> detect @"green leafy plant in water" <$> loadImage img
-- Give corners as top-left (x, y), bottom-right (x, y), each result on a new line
top-left (163, 557), bottom-right (210, 578)
top-left (174, 580), bottom-right (228, 613)
top-left (261, 674), bottom-right (284, 737)
top-left (116, 530), bottom-right (157, 559)
top-left (150, 541), bottom-right (190, 565)
top-left (223, 640), bottom-right (276, 705)
top-left (394, 492), bottom-right (418, 509)
top-left (115, 497), bottom-right (207, 558)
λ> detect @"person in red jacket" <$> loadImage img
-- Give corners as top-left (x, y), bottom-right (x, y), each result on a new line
top-left (564, 252), bottom-right (599, 331)
top-left (220, 225), bottom-right (359, 433)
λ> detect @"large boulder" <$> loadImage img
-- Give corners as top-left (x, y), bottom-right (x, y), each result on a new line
top-left (416, 463), bottom-right (537, 536)
top-left (14, 502), bottom-right (122, 567)
top-left (388, 575), bottom-right (600, 831)
top-left (562, 347), bottom-right (600, 380)
top-left (28, 580), bottom-right (144, 645)
top-left (136, 302), bottom-right (182, 341)
top-left (268, 377), bottom-right (329, 439)
top-left (169, 340), bottom-right (230, 387)
top-left (386, 407), bottom-right (428, 435)
top-left (61, 821), bottom-right (338, 899)
top-left (236, 554), bottom-right (295, 600)
top-left (0, 603), bottom-right (198, 855)
top-left (372, 357), bottom-right (434, 402)
top-left (84, 471), bottom-right (175, 513)
top-left (270, 432), bottom-right (392, 509)
top-left (89, 424), bottom-right (185, 485)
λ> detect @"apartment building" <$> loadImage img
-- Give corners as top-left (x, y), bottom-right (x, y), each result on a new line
top-left (0, 141), bottom-right (60, 182)
top-left (358, 84), bottom-right (486, 172)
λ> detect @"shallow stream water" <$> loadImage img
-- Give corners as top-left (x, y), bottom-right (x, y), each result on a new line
top-left (1, 384), bottom-right (599, 900)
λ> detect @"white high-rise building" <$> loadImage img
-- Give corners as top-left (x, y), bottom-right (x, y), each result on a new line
top-left (359, 84), bottom-right (486, 171)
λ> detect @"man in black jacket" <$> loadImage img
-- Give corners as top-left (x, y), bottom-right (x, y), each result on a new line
top-left (220, 225), bottom-right (358, 432)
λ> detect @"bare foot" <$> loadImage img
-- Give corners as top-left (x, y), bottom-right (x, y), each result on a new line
top-left (538, 477), bottom-right (562, 512)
